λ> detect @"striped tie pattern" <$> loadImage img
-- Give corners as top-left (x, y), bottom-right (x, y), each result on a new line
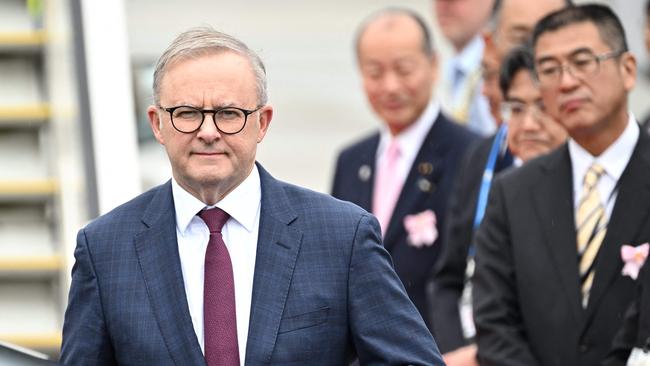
top-left (576, 163), bottom-right (606, 308)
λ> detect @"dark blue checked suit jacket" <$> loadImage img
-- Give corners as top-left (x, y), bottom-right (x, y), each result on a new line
top-left (60, 164), bottom-right (443, 365)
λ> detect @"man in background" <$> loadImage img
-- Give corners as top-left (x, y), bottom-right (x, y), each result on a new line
top-left (434, 0), bottom-right (496, 135)
top-left (482, 0), bottom-right (572, 124)
top-left (473, 5), bottom-right (650, 365)
top-left (499, 49), bottom-right (567, 163)
top-left (431, 1), bottom-right (569, 364)
top-left (434, 46), bottom-right (567, 366)
top-left (331, 8), bottom-right (477, 334)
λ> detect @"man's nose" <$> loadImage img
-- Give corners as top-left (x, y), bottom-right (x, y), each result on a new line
top-left (521, 112), bottom-right (541, 131)
top-left (196, 113), bottom-right (222, 141)
top-left (558, 64), bottom-right (580, 90)
top-left (381, 72), bottom-right (402, 92)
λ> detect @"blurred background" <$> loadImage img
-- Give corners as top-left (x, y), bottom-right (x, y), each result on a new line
top-left (0, 0), bottom-right (647, 360)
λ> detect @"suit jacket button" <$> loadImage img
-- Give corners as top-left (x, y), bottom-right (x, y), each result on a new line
top-left (579, 344), bottom-right (589, 353)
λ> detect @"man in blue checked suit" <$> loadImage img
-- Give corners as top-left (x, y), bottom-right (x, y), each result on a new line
top-left (60, 27), bottom-right (443, 365)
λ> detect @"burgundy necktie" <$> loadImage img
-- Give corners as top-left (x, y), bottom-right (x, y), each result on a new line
top-left (198, 208), bottom-right (240, 366)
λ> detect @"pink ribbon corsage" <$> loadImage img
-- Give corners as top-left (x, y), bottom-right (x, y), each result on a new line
top-left (620, 243), bottom-right (649, 280)
top-left (403, 210), bottom-right (438, 248)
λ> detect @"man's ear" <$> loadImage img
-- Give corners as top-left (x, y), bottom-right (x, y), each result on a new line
top-left (147, 105), bottom-right (165, 145)
top-left (256, 105), bottom-right (273, 143)
top-left (481, 30), bottom-right (494, 48)
top-left (620, 52), bottom-right (637, 92)
top-left (429, 52), bottom-right (438, 85)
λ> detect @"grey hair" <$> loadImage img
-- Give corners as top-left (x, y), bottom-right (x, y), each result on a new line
top-left (152, 26), bottom-right (267, 105)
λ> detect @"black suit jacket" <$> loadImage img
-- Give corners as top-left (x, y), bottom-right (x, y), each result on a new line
top-left (641, 113), bottom-right (650, 134)
top-left (604, 262), bottom-right (650, 366)
top-left (331, 113), bottom-right (478, 331)
top-left (473, 130), bottom-right (650, 366)
top-left (431, 133), bottom-right (513, 353)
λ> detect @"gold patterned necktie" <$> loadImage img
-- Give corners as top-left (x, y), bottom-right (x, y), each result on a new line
top-left (576, 163), bottom-right (607, 308)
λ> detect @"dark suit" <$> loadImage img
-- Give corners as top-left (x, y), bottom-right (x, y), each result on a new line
top-left (473, 130), bottom-right (650, 366)
top-left (431, 133), bottom-right (512, 353)
top-left (641, 113), bottom-right (650, 134)
top-left (604, 262), bottom-right (650, 366)
top-left (60, 164), bottom-right (443, 365)
top-left (331, 113), bottom-right (478, 331)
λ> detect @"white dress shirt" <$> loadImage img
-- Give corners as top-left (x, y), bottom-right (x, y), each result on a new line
top-left (569, 114), bottom-right (639, 222)
top-left (375, 100), bottom-right (440, 191)
top-left (440, 35), bottom-right (496, 136)
top-left (172, 165), bottom-right (261, 365)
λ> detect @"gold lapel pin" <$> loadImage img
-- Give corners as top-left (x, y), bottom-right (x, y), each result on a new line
top-left (418, 162), bottom-right (434, 176)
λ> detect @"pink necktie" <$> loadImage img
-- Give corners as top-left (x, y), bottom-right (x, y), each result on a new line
top-left (373, 140), bottom-right (403, 236)
top-left (198, 208), bottom-right (240, 366)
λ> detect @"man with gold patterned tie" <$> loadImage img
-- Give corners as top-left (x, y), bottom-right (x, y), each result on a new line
top-left (473, 4), bottom-right (650, 366)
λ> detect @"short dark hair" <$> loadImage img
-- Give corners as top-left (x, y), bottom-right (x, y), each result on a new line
top-left (499, 46), bottom-right (535, 97)
top-left (646, 0), bottom-right (650, 18)
top-left (355, 8), bottom-right (434, 58)
top-left (531, 4), bottom-right (628, 54)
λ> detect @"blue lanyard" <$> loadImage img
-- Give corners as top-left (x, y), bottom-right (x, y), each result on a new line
top-left (468, 124), bottom-right (508, 258)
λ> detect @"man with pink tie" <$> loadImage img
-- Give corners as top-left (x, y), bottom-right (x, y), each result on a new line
top-left (332, 7), bottom-right (478, 335)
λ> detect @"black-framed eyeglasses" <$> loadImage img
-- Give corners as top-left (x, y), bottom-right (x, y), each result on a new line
top-left (160, 105), bottom-right (263, 134)
top-left (535, 49), bottom-right (625, 86)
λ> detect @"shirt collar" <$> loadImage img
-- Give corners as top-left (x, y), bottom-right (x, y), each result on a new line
top-left (378, 100), bottom-right (440, 160)
top-left (451, 35), bottom-right (484, 75)
top-left (172, 165), bottom-right (262, 234)
top-left (568, 113), bottom-right (639, 184)
top-left (216, 165), bottom-right (261, 232)
top-left (513, 157), bottom-right (524, 168)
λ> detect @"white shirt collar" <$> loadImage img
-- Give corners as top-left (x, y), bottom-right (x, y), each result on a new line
top-left (377, 100), bottom-right (440, 162)
top-left (172, 165), bottom-right (262, 234)
top-left (513, 157), bottom-right (524, 168)
top-left (569, 113), bottom-right (639, 188)
top-left (452, 35), bottom-right (484, 75)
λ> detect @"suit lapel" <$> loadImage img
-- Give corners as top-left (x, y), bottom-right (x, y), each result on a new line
top-left (245, 165), bottom-right (303, 365)
top-left (496, 146), bottom-right (514, 173)
top-left (134, 182), bottom-right (206, 366)
top-left (383, 115), bottom-right (446, 250)
top-left (533, 146), bottom-right (584, 320)
top-left (355, 135), bottom-right (379, 212)
top-left (584, 132), bottom-right (650, 321)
